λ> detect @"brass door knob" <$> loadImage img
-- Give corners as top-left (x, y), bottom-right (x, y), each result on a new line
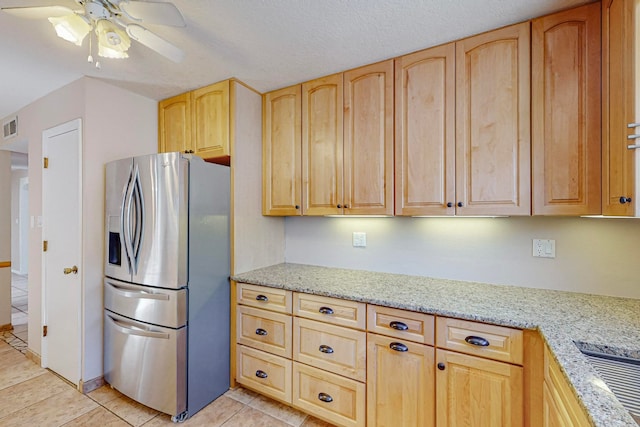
top-left (63, 265), bottom-right (78, 275)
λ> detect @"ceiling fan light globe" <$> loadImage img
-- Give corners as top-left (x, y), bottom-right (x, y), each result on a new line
top-left (96, 20), bottom-right (131, 56)
top-left (98, 44), bottom-right (129, 59)
top-left (48, 14), bottom-right (91, 46)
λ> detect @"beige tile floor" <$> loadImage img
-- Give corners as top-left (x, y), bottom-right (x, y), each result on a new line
top-left (0, 312), bottom-right (335, 426)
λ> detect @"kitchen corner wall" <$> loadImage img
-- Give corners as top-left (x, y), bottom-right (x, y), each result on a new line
top-left (284, 216), bottom-right (640, 299)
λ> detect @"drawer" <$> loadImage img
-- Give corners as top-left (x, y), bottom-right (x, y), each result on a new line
top-left (236, 345), bottom-right (292, 404)
top-left (293, 362), bottom-right (365, 427)
top-left (293, 293), bottom-right (366, 329)
top-left (237, 306), bottom-right (292, 358)
top-left (436, 317), bottom-right (523, 364)
top-left (294, 318), bottom-right (366, 382)
top-left (237, 283), bottom-right (292, 314)
top-left (367, 305), bottom-right (435, 345)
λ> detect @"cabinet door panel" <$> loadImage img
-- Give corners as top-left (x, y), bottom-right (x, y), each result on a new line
top-left (602, 0), bottom-right (636, 216)
top-left (436, 349), bottom-right (523, 427)
top-left (303, 74), bottom-right (343, 216)
top-left (367, 333), bottom-right (435, 427)
top-left (344, 60), bottom-right (394, 215)
top-left (456, 23), bottom-right (531, 216)
top-left (192, 80), bottom-right (230, 159)
top-left (159, 93), bottom-right (191, 153)
top-left (532, 3), bottom-right (601, 215)
top-left (263, 85), bottom-right (302, 216)
top-left (395, 44), bottom-right (456, 216)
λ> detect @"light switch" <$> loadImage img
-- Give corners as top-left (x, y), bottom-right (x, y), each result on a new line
top-left (352, 232), bottom-right (367, 248)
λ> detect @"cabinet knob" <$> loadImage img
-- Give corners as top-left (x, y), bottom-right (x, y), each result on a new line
top-left (344, 204), bottom-right (349, 208)
top-left (389, 321), bottom-right (408, 331)
top-left (319, 344), bottom-right (334, 354)
top-left (447, 202), bottom-right (453, 208)
top-left (255, 294), bottom-right (268, 302)
top-left (318, 392), bottom-right (334, 403)
top-left (437, 362), bottom-right (445, 371)
top-left (465, 335), bottom-right (490, 347)
top-left (389, 342), bottom-right (408, 352)
top-left (619, 197), bottom-right (632, 204)
top-left (337, 204), bottom-right (342, 209)
top-left (295, 205), bottom-right (300, 210)
top-left (457, 202), bottom-right (464, 208)
top-left (255, 370), bottom-right (268, 379)
top-left (255, 328), bottom-right (268, 336)
top-left (318, 306), bottom-right (334, 315)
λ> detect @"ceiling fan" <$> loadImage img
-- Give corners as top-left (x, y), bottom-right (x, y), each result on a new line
top-left (0, 0), bottom-right (186, 63)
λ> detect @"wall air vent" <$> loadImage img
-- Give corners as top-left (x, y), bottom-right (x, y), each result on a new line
top-left (3, 116), bottom-right (17, 140)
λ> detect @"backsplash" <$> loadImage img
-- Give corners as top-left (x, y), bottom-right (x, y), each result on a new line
top-left (284, 216), bottom-right (640, 299)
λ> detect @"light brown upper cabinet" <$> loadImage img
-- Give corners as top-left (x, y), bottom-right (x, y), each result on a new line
top-left (395, 43), bottom-right (456, 216)
top-left (159, 92), bottom-right (191, 154)
top-left (456, 23), bottom-right (532, 216)
top-left (302, 74), bottom-right (344, 216)
top-left (263, 85), bottom-right (302, 216)
top-left (532, 3), bottom-right (602, 215)
top-left (602, 0), bottom-right (636, 216)
top-left (343, 61), bottom-right (395, 216)
top-left (159, 80), bottom-right (231, 164)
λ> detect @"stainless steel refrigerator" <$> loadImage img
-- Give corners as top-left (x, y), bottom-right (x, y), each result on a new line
top-left (103, 152), bottom-right (229, 422)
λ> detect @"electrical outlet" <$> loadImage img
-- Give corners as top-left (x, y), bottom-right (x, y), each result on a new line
top-left (533, 239), bottom-right (555, 258)
top-left (352, 232), bottom-right (367, 248)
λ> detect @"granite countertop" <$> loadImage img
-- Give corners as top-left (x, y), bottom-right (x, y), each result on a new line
top-left (232, 263), bottom-right (640, 427)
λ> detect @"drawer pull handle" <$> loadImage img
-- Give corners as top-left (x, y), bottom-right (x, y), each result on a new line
top-left (389, 321), bottom-right (408, 331)
top-left (390, 342), bottom-right (408, 352)
top-left (255, 370), bottom-right (268, 379)
top-left (465, 335), bottom-right (490, 347)
top-left (318, 392), bottom-right (333, 403)
top-left (318, 306), bottom-right (334, 315)
top-left (255, 294), bottom-right (268, 302)
top-left (319, 345), bottom-right (334, 354)
top-left (255, 328), bottom-right (268, 336)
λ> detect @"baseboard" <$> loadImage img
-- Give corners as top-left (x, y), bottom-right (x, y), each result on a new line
top-left (25, 348), bottom-right (41, 366)
top-left (81, 376), bottom-right (105, 394)
top-left (0, 323), bottom-right (13, 332)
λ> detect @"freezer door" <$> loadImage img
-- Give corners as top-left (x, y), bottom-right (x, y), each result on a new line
top-left (105, 157), bottom-right (134, 283)
top-left (131, 152), bottom-right (188, 288)
top-left (104, 278), bottom-right (187, 328)
top-left (104, 311), bottom-right (186, 416)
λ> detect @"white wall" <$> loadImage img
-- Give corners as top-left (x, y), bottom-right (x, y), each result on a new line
top-left (9, 77), bottom-right (156, 383)
top-left (0, 151), bottom-right (11, 327)
top-left (285, 216), bottom-right (640, 299)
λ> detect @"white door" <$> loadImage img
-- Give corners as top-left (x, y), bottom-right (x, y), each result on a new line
top-left (42, 119), bottom-right (82, 385)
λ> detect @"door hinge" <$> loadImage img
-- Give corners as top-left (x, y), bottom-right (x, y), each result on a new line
top-left (43, 240), bottom-right (48, 252)
top-left (43, 157), bottom-right (49, 169)
top-left (43, 325), bottom-right (48, 337)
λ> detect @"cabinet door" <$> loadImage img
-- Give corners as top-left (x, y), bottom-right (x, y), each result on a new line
top-left (367, 333), bottom-right (435, 427)
top-left (158, 92), bottom-right (192, 153)
top-left (532, 3), bottom-right (602, 215)
top-left (303, 74), bottom-right (343, 216)
top-left (263, 85), bottom-right (302, 216)
top-left (395, 43), bottom-right (456, 216)
top-left (344, 60), bottom-right (394, 216)
top-left (602, 0), bottom-right (636, 216)
top-left (436, 349), bottom-right (523, 427)
top-left (192, 80), bottom-right (230, 160)
top-left (455, 23), bottom-right (531, 216)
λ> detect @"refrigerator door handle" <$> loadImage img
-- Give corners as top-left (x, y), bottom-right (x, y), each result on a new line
top-left (106, 313), bottom-right (171, 340)
top-left (122, 168), bottom-right (136, 275)
top-left (131, 165), bottom-right (144, 275)
top-left (105, 280), bottom-right (170, 301)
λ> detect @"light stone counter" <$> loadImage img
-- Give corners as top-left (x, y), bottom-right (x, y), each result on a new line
top-left (232, 263), bottom-right (640, 427)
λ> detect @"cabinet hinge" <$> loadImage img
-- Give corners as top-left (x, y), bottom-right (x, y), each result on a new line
top-left (43, 325), bottom-right (48, 337)
top-left (43, 157), bottom-right (49, 169)
top-left (43, 240), bottom-right (48, 252)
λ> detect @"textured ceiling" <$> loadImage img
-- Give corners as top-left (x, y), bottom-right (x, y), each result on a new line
top-left (0, 0), bottom-right (592, 120)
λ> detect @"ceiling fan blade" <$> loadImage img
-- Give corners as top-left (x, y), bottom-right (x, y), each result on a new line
top-left (126, 24), bottom-right (185, 63)
top-left (120, 1), bottom-right (185, 27)
top-left (1, 5), bottom-right (75, 19)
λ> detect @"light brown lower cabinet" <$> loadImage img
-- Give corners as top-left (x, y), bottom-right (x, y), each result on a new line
top-left (293, 362), bottom-right (366, 427)
top-left (236, 345), bottom-right (292, 404)
top-left (435, 349), bottom-right (524, 427)
top-left (366, 333), bottom-right (435, 426)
